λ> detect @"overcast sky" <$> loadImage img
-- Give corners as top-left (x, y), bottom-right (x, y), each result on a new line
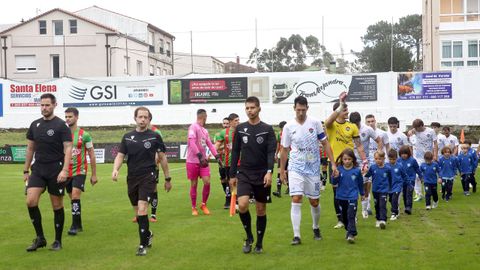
top-left (1, 0), bottom-right (422, 64)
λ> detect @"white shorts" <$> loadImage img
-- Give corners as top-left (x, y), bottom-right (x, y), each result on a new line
top-left (288, 171), bottom-right (321, 199)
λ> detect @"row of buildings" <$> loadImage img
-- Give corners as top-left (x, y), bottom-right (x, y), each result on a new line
top-left (0, 6), bottom-right (255, 81)
top-left (1, 2), bottom-right (479, 81)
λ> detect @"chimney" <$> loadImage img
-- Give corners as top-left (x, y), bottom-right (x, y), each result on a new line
top-left (236, 56), bottom-right (240, 64)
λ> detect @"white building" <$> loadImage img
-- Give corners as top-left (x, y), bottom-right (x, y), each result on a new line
top-left (174, 52), bottom-right (224, 76)
top-left (423, 0), bottom-right (480, 71)
top-left (0, 7), bottom-right (174, 80)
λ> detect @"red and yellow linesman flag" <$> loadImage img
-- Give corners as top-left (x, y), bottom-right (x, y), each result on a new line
top-left (229, 187), bottom-right (237, 217)
top-left (460, 128), bottom-right (465, 143)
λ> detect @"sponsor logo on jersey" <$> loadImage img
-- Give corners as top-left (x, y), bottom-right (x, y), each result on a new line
top-left (47, 129), bottom-right (55, 136)
top-left (257, 136), bottom-right (264, 144)
top-left (243, 136), bottom-right (248, 144)
top-left (309, 128), bottom-right (314, 134)
top-left (346, 127), bottom-right (350, 131)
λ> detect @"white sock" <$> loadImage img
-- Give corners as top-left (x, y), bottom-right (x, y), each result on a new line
top-left (311, 204), bottom-right (320, 229)
top-left (415, 179), bottom-right (423, 196)
top-left (366, 195), bottom-right (371, 211)
top-left (291, 202), bottom-right (302, 238)
top-left (361, 199), bottom-right (368, 212)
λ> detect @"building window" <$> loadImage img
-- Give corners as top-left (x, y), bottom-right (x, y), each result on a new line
top-left (467, 0), bottom-right (480, 21)
top-left (69, 20), bottom-right (77, 34)
top-left (53, 20), bottom-right (63, 35)
top-left (149, 65), bottom-right (154, 76)
top-left (159, 39), bottom-right (164, 54)
top-left (453, 60), bottom-right (464, 66)
top-left (163, 69), bottom-right (167, 75)
top-left (440, 0), bottom-right (480, 21)
top-left (442, 41), bottom-right (452, 58)
top-left (156, 67), bottom-right (161, 75)
top-left (453, 41), bottom-right (463, 57)
top-left (468, 40), bottom-right (478, 57)
top-left (166, 42), bottom-right (171, 57)
top-left (441, 61), bottom-right (453, 67)
top-left (467, 60), bottom-right (479, 65)
top-left (15, 55), bottom-right (37, 72)
top-left (137, 60), bottom-right (143, 76)
top-left (39, 20), bottom-right (47, 35)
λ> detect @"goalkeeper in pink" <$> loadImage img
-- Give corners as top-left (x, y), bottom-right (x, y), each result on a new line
top-left (187, 109), bottom-right (222, 216)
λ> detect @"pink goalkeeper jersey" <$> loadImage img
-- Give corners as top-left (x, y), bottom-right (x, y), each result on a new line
top-left (187, 122), bottom-right (218, 163)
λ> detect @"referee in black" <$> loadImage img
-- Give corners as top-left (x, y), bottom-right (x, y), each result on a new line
top-left (112, 106), bottom-right (171, 256)
top-left (24, 93), bottom-right (73, 251)
top-left (229, 96), bottom-right (276, 254)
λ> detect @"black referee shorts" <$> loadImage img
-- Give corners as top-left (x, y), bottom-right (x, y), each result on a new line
top-left (66, 174), bottom-right (87, 193)
top-left (127, 172), bottom-right (156, 206)
top-left (28, 161), bottom-right (65, 196)
top-left (237, 170), bottom-right (269, 203)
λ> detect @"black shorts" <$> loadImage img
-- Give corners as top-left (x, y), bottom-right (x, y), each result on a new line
top-left (321, 157), bottom-right (328, 166)
top-left (28, 161), bottom-right (65, 196)
top-left (127, 172), bottom-right (156, 206)
top-left (237, 170), bottom-right (269, 203)
top-left (66, 174), bottom-right (86, 193)
top-left (219, 166), bottom-right (230, 180)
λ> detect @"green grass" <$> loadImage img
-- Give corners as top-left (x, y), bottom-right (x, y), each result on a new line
top-left (1, 163), bottom-right (479, 270)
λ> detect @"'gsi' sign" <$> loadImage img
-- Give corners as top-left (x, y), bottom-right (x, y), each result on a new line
top-left (91, 85), bottom-right (117, 100)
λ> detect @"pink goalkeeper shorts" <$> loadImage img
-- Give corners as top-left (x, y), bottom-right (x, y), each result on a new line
top-left (186, 162), bottom-right (211, 180)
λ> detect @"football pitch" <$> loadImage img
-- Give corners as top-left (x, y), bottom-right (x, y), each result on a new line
top-left (1, 163), bottom-right (479, 270)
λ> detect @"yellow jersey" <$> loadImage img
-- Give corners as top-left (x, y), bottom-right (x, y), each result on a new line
top-left (326, 120), bottom-right (359, 161)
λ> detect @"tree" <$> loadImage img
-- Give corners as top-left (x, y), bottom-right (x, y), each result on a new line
top-left (247, 34), bottom-right (335, 72)
top-left (396, 14), bottom-right (422, 69)
top-left (354, 15), bottom-right (421, 72)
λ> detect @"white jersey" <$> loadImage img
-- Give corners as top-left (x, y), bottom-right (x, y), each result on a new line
top-left (369, 128), bottom-right (389, 163)
top-left (281, 116), bottom-right (326, 176)
top-left (410, 127), bottom-right (437, 163)
top-left (387, 130), bottom-right (409, 152)
top-left (354, 124), bottom-right (377, 161)
top-left (437, 134), bottom-right (459, 154)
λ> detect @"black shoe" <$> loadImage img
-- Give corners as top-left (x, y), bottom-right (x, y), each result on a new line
top-left (49, 240), bottom-right (62, 251)
top-left (404, 208), bottom-right (412, 215)
top-left (272, 191), bottom-right (281, 198)
top-left (26, 237), bottom-right (47, 252)
top-left (242, 238), bottom-right (253, 254)
top-left (223, 203), bottom-right (230, 209)
top-left (313, 228), bottom-right (322, 240)
top-left (473, 185), bottom-right (477, 193)
top-left (441, 194), bottom-right (445, 200)
top-left (147, 231), bottom-right (154, 248)
top-left (68, 227), bottom-right (78, 236)
top-left (367, 209), bottom-right (373, 216)
top-left (136, 245), bottom-right (147, 256)
top-left (253, 245), bottom-right (263, 254)
top-left (291, 236), bottom-right (301, 245)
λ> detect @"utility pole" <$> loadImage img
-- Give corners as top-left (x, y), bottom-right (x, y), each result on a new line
top-left (190, 30), bottom-right (194, 73)
top-left (390, 17), bottom-right (394, 71)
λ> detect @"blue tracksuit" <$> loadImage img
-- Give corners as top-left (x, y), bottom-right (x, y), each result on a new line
top-left (332, 166), bottom-right (365, 200)
top-left (420, 162), bottom-right (440, 185)
top-left (398, 157), bottom-right (422, 186)
top-left (365, 164), bottom-right (392, 193)
top-left (438, 156), bottom-right (458, 200)
top-left (332, 166), bottom-right (364, 237)
top-left (365, 164), bottom-right (391, 221)
top-left (458, 151), bottom-right (476, 192)
top-left (458, 152), bottom-right (474, 174)
top-left (388, 161), bottom-right (407, 215)
top-left (438, 156), bottom-right (459, 179)
top-left (389, 161), bottom-right (407, 193)
top-left (468, 148), bottom-right (478, 173)
top-left (420, 161), bottom-right (440, 206)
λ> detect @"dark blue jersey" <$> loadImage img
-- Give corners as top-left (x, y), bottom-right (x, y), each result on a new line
top-left (365, 164), bottom-right (392, 193)
top-left (332, 166), bottom-right (364, 200)
top-left (420, 162), bottom-right (440, 185)
top-left (389, 161), bottom-right (407, 193)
